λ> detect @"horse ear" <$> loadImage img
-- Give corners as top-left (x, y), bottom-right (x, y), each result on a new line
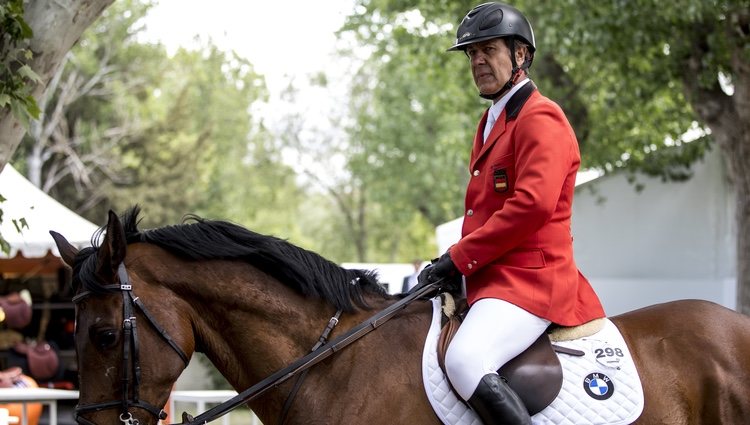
top-left (49, 231), bottom-right (78, 268)
top-left (95, 210), bottom-right (128, 281)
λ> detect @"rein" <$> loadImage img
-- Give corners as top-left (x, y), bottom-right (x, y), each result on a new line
top-left (173, 280), bottom-right (439, 425)
top-left (73, 264), bottom-right (190, 425)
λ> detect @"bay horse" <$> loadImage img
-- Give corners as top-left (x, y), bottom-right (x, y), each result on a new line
top-left (51, 207), bottom-right (750, 424)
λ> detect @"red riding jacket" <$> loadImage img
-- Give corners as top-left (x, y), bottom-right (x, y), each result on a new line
top-left (449, 82), bottom-right (605, 326)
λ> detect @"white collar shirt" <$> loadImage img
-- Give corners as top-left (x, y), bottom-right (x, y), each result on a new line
top-left (483, 78), bottom-right (530, 143)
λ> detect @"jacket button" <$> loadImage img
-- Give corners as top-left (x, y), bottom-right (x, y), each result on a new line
top-left (467, 209), bottom-right (474, 216)
top-left (467, 263), bottom-right (473, 270)
top-left (473, 170), bottom-right (480, 176)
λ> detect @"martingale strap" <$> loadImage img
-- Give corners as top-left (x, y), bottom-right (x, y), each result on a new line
top-left (277, 309), bottom-right (343, 425)
top-left (174, 280), bottom-right (441, 425)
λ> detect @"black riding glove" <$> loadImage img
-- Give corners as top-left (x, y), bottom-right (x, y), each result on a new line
top-left (415, 252), bottom-right (462, 295)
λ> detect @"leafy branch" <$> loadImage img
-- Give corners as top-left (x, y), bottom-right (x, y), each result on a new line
top-left (0, 0), bottom-right (41, 128)
top-left (0, 0), bottom-right (38, 254)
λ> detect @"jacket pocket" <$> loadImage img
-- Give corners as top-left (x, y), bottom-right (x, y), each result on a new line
top-left (489, 155), bottom-right (515, 194)
top-left (501, 249), bottom-right (546, 269)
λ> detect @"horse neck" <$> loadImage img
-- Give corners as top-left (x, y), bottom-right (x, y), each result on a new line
top-left (135, 250), bottom-right (434, 423)
top-left (166, 258), bottom-right (343, 388)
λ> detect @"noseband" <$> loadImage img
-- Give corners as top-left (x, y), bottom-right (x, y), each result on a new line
top-left (73, 263), bottom-right (190, 425)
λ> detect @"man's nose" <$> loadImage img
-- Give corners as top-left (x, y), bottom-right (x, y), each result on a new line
top-left (471, 53), bottom-right (486, 66)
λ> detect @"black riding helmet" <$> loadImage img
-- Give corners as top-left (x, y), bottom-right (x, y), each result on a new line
top-left (449, 2), bottom-right (536, 99)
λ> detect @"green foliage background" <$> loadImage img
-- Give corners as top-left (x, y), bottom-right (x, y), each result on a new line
top-left (0, 0), bottom-right (40, 126)
top-left (8, 0), bottom-right (750, 268)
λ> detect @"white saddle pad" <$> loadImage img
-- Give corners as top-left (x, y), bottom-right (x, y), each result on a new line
top-left (422, 298), bottom-right (644, 425)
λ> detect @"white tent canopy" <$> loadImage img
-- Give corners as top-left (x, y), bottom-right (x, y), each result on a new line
top-left (0, 164), bottom-right (98, 259)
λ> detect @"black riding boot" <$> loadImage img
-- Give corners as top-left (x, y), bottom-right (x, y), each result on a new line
top-left (467, 373), bottom-right (531, 425)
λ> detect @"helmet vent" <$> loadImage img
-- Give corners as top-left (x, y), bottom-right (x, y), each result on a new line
top-left (448, 3), bottom-right (535, 52)
top-left (479, 9), bottom-right (503, 31)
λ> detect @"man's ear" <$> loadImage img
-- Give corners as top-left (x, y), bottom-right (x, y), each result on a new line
top-left (514, 43), bottom-right (528, 68)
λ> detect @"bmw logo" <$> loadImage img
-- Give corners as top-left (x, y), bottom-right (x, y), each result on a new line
top-left (583, 372), bottom-right (615, 400)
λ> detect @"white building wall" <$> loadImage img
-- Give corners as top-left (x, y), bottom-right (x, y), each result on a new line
top-left (573, 150), bottom-right (734, 279)
top-left (436, 149), bottom-right (737, 316)
top-left (572, 149), bottom-right (736, 315)
top-left (342, 262), bottom-right (424, 294)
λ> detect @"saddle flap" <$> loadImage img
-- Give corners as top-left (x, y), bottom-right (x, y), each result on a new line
top-left (499, 334), bottom-right (562, 414)
top-left (437, 315), bottom-right (461, 372)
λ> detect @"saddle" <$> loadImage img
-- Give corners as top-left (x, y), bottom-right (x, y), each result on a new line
top-left (11, 341), bottom-right (60, 382)
top-left (0, 367), bottom-right (23, 388)
top-left (0, 291), bottom-right (32, 330)
top-left (436, 296), bottom-right (590, 414)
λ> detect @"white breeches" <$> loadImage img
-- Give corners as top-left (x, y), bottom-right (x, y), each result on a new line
top-left (444, 298), bottom-right (551, 400)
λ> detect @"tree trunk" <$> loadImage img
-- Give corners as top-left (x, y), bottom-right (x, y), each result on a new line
top-left (682, 14), bottom-right (750, 314)
top-left (732, 62), bottom-right (750, 315)
top-left (716, 96), bottom-right (750, 316)
top-left (0, 0), bottom-right (114, 172)
top-left (729, 33), bottom-right (750, 315)
top-left (737, 191), bottom-right (750, 316)
top-left (697, 110), bottom-right (750, 316)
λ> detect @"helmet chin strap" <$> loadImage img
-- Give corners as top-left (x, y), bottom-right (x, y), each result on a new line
top-left (478, 38), bottom-right (527, 101)
top-left (478, 69), bottom-right (519, 100)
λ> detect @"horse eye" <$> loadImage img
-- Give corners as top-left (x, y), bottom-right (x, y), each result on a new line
top-left (91, 328), bottom-right (119, 350)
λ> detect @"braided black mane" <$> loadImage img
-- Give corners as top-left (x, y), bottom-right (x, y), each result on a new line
top-left (73, 206), bottom-right (390, 312)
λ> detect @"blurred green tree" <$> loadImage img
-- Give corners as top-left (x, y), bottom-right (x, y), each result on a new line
top-left (342, 0), bottom-right (750, 313)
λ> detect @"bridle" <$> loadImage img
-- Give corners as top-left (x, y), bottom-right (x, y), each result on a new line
top-left (73, 263), bottom-right (190, 425)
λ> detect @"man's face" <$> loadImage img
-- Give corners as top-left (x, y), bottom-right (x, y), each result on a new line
top-left (465, 39), bottom-right (514, 97)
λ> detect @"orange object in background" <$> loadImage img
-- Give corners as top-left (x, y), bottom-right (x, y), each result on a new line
top-left (161, 385), bottom-right (175, 424)
top-left (0, 368), bottom-right (42, 425)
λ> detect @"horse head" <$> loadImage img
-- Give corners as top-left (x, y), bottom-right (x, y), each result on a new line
top-left (52, 210), bottom-right (193, 425)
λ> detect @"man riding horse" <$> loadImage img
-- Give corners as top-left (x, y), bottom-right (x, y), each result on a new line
top-left (418, 3), bottom-right (606, 424)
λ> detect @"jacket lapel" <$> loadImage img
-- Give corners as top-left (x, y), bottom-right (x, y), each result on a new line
top-left (470, 81), bottom-right (537, 170)
top-left (470, 110), bottom-right (489, 163)
top-left (471, 112), bottom-right (507, 168)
